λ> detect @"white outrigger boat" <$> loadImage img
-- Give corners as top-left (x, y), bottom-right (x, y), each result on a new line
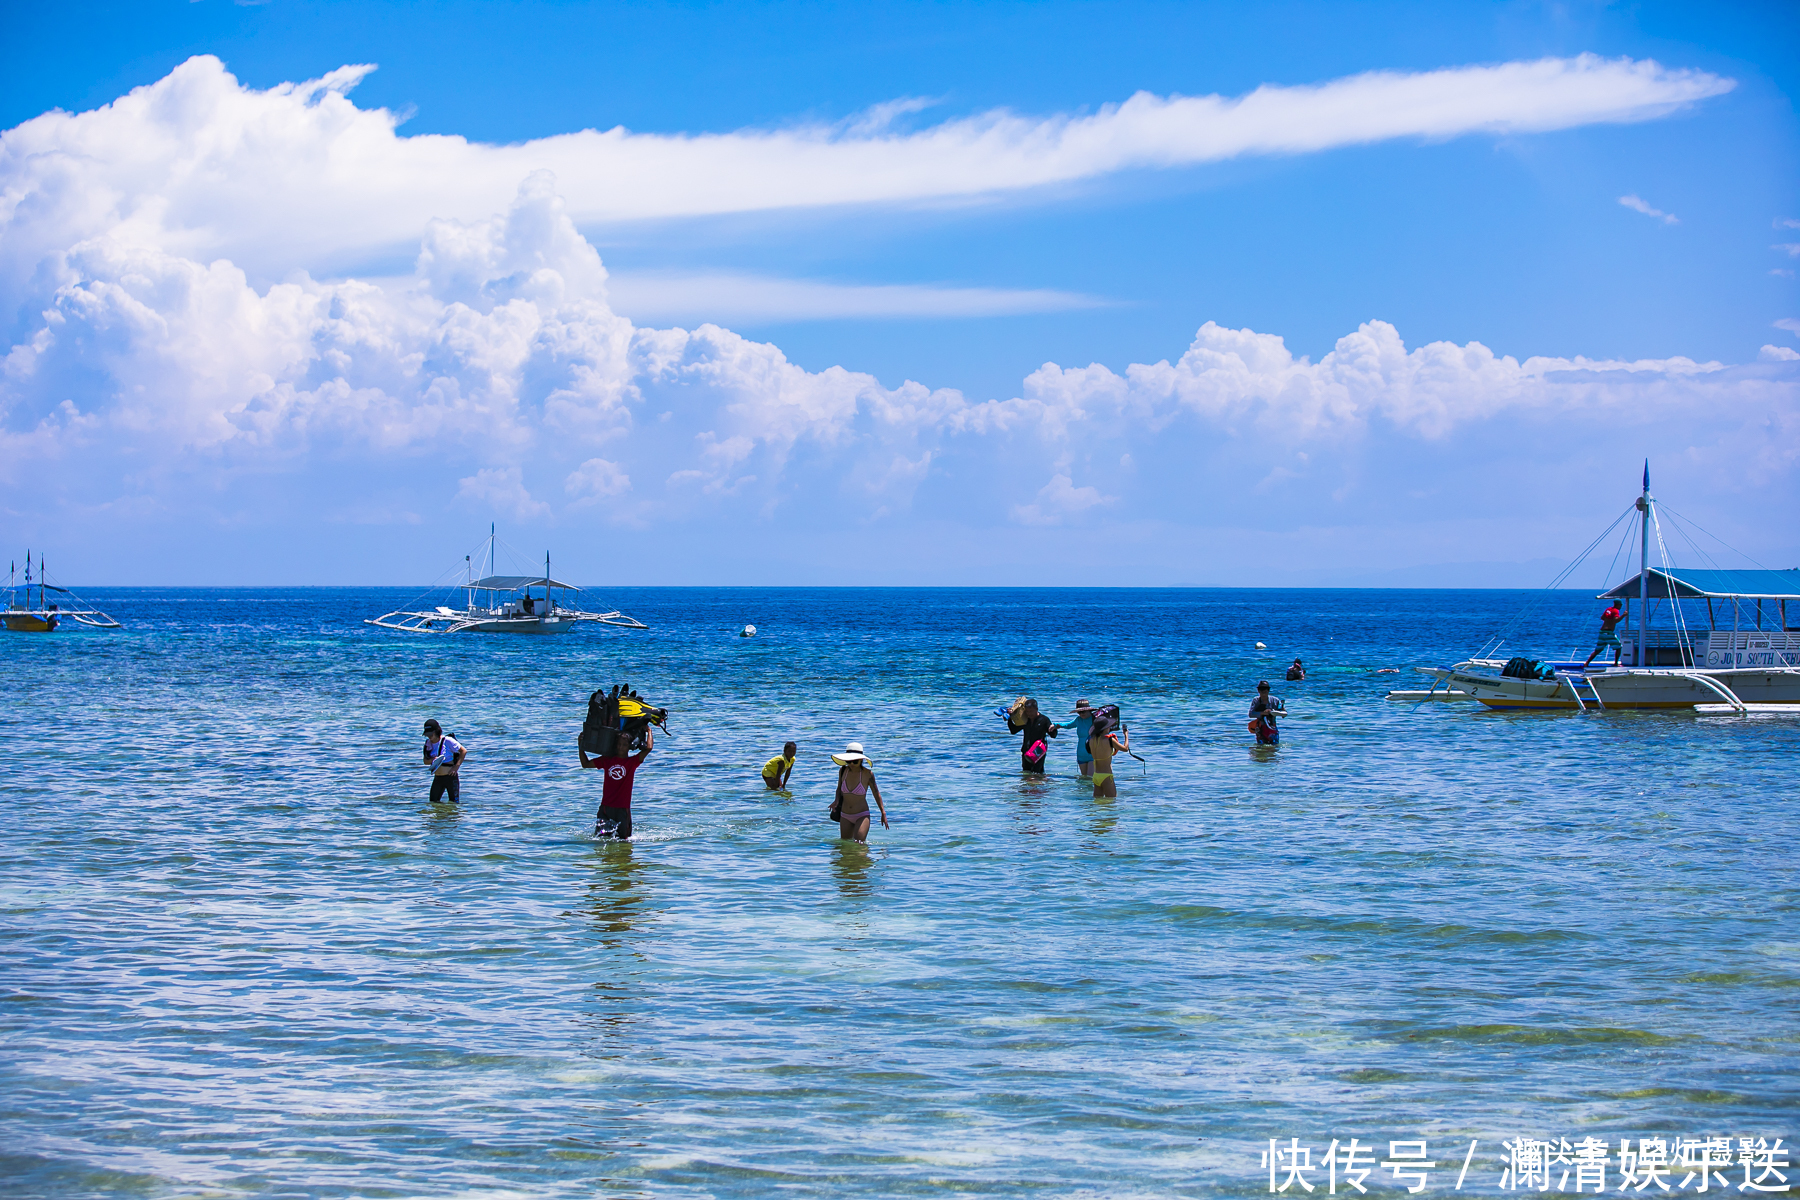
top-left (1415, 469), bottom-right (1800, 713)
top-left (366, 527), bottom-right (647, 635)
top-left (3, 552), bottom-right (123, 632)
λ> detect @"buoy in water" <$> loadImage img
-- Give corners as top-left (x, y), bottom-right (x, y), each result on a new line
top-left (1255, 641), bottom-right (1267, 650)
top-left (740, 624), bottom-right (757, 638)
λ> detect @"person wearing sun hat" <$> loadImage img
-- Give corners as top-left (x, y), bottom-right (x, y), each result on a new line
top-left (829, 742), bottom-right (887, 843)
top-left (1069, 699), bottom-right (1096, 778)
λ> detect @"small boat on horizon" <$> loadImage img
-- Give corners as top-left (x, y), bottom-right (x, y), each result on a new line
top-left (366, 526), bottom-right (648, 635)
top-left (3, 552), bottom-right (123, 632)
top-left (1413, 467), bottom-right (1800, 712)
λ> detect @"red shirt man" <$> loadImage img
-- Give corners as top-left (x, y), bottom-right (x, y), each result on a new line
top-left (579, 728), bottom-right (652, 839)
top-left (1585, 603), bottom-right (1626, 668)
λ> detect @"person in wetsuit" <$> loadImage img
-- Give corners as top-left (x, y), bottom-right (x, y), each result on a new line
top-left (579, 726), bottom-right (653, 838)
top-left (1016, 698), bottom-right (1059, 773)
top-left (1249, 681), bottom-right (1284, 746)
top-left (1069, 699), bottom-right (1096, 779)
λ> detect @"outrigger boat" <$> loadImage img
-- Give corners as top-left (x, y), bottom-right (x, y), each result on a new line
top-left (1415, 468), bottom-right (1800, 712)
top-left (366, 527), bottom-right (647, 635)
top-left (3, 552), bottom-right (123, 632)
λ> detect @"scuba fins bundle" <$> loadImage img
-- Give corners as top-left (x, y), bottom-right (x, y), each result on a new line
top-left (580, 683), bottom-right (669, 756)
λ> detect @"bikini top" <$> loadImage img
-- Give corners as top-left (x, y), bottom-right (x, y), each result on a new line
top-left (838, 769), bottom-right (867, 798)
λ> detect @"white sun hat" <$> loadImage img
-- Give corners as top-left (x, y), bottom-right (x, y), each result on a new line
top-left (831, 741), bottom-right (873, 765)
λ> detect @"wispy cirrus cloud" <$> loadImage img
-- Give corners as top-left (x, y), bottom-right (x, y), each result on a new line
top-left (1618, 193), bottom-right (1679, 224)
top-left (605, 272), bottom-right (1105, 325)
top-left (0, 52), bottom-right (1734, 294)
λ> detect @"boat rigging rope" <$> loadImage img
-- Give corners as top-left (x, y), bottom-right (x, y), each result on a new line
top-left (1471, 503), bottom-right (1636, 662)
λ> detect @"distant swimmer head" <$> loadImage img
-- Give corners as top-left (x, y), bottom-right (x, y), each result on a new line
top-left (831, 741), bottom-right (873, 766)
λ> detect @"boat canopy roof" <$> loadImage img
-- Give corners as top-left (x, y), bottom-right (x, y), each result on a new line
top-left (469, 574), bottom-right (579, 590)
top-left (1600, 567), bottom-right (1800, 601)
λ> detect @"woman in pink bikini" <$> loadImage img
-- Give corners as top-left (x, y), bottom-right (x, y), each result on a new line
top-left (831, 742), bottom-right (888, 843)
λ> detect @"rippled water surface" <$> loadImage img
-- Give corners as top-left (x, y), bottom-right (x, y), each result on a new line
top-left (3, 588), bottom-right (1796, 1198)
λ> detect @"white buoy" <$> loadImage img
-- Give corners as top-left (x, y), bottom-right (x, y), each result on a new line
top-left (1255, 641), bottom-right (1267, 650)
top-left (740, 624), bottom-right (757, 638)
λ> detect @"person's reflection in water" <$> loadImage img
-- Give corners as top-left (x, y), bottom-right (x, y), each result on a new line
top-left (580, 842), bottom-right (646, 1046)
top-left (1083, 791), bottom-right (1118, 839)
top-left (832, 839), bottom-right (874, 904)
top-left (422, 799), bottom-right (463, 833)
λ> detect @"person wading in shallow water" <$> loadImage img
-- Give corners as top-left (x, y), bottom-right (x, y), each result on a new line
top-left (579, 727), bottom-right (653, 839)
top-left (1087, 709), bottom-right (1129, 799)
top-left (1248, 681), bottom-right (1284, 746)
top-left (830, 742), bottom-right (887, 844)
top-left (422, 720), bottom-right (465, 803)
top-left (1016, 698), bottom-right (1059, 774)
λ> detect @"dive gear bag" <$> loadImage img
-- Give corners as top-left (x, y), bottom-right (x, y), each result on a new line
top-left (580, 683), bottom-right (669, 756)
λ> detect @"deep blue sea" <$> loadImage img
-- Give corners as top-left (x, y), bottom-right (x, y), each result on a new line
top-left (2, 588), bottom-right (1795, 1199)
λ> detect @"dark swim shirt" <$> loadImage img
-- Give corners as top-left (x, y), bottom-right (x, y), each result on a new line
top-left (584, 755), bottom-right (640, 810)
top-left (1020, 712), bottom-right (1056, 756)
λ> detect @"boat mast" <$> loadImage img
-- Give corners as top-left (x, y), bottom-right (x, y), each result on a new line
top-left (1636, 462), bottom-right (1651, 668)
top-left (545, 551), bottom-right (553, 615)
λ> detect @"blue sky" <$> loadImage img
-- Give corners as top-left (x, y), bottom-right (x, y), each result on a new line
top-left (1, 0), bottom-right (1796, 585)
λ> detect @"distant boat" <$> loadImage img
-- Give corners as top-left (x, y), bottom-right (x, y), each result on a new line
top-left (3, 552), bottom-right (122, 632)
top-left (1416, 468), bottom-right (1799, 712)
top-left (366, 526), bottom-right (647, 635)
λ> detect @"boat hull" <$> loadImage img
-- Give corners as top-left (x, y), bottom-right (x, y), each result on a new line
top-left (3, 612), bottom-right (58, 632)
top-left (1442, 668), bottom-right (1800, 710)
top-left (456, 616), bottom-right (575, 634)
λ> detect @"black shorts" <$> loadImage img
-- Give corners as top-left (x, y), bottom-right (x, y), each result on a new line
top-left (430, 774), bottom-right (460, 803)
top-left (1022, 755), bottom-right (1047, 773)
top-left (595, 805), bottom-right (633, 839)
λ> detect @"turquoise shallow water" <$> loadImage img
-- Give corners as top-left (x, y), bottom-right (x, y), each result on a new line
top-left (2, 587), bottom-right (1796, 1198)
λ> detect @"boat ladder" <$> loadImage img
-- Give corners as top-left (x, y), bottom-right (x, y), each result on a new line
top-left (1558, 672), bottom-right (1605, 712)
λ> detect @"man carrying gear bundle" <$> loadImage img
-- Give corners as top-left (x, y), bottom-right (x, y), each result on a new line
top-left (578, 683), bottom-right (666, 839)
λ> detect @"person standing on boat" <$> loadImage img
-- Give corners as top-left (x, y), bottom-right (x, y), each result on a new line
top-left (1016, 698), bottom-right (1059, 774)
top-left (1583, 602), bottom-right (1625, 668)
top-left (422, 720), bottom-right (466, 803)
top-left (580, 727), bottom-right (653, 839)
top-left (1248, 681), bottom-right (1283, 746)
